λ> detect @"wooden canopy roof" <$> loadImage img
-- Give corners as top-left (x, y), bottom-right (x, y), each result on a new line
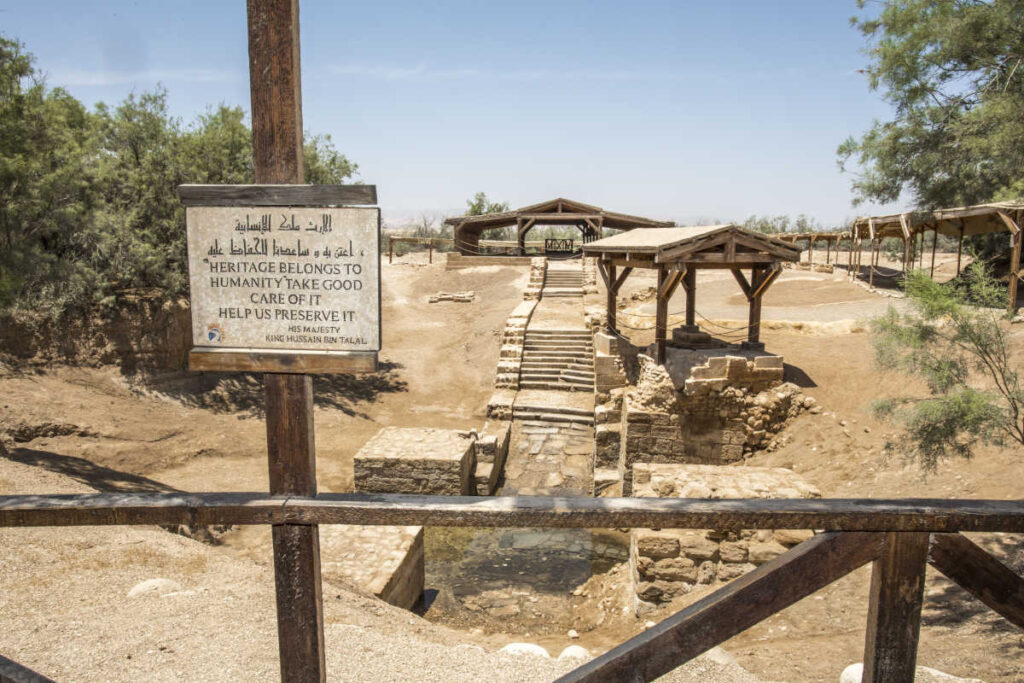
top-left (851, 201), bottom-right (1024, 241)
top-left (443, 197), bottom-right (674, 231)
top-left (582, 224), bottom-right (802, 267)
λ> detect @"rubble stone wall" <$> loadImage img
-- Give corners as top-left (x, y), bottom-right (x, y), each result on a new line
top-left (629, 463), bottom-right (819, 613)
top-left (618, 352), bottom-right (806, 494)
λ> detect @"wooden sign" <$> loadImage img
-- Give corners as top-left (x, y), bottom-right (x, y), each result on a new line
top-left (179, 184), bottom-right (380, 373)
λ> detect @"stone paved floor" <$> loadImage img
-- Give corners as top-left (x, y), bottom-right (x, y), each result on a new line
top-left (501, 419), bottom-right (594, 495)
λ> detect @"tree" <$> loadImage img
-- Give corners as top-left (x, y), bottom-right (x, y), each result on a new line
top-left (465, 191), bottom-right (509, 216)
top-left (0, 36), bottom-right (98, 311)
top-left (838, 0), bottom-right (1024, 210)
top-left (871, 264), bottom-right (1022, 469)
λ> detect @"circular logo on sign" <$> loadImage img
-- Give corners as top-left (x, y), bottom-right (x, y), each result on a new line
top-left (207, 324), bottom-right (223, 343)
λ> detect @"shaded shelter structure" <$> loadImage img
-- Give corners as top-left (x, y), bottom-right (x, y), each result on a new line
top-left (774, 231), bottom-right (849, 266)
top-left (584, 225), bottom-right (802, 363)
top-left (444, 197), bottom-right (674, 256)
top-left (849, 201), bottom-right (1024, 310)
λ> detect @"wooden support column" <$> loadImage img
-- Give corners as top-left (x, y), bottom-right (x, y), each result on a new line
top-left (655, 268), bottom-right (669, 364)
top-left (826, 237), bottom-right (831, 264)
top-left (247, 1), bottom-right (326, 681)
top-left (428, 238), bottom-right (433, 264)
top-left (1009, 230), bottom-right (1022, 312)
top-left (808, 238), bottom-right (814, 266)
top-left (862, 532), bottom-right (929, 682)
top-left (388, 236), bottom-right (393, 264)
top-left (745, 267), bottom-right (764, 350)
top-left (599, 260), bottom-right (617, 333)
top-left (929, 229), bottom-right (937, 278)
top-left (684, 267), bottom-right (696, 328)
top-left (516, 218), bottom-right (524, 256)
top-left (956, 227), bottom-right (964, 275)
top-left (869, 241), bottom-right (877, 288)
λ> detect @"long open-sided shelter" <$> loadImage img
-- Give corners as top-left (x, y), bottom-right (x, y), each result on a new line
top-left (444, 197), bottom-right (674, 256)
top-left (584, 225), bottom-right (802, 363)
top-left (849, 201), bottom-right (1024, 310)
top-left (774, 231), bottom-right (849, 266)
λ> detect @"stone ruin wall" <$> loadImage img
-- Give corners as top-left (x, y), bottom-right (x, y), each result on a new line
top-left (629, 463), bottom-right (820, 613)
top-left (493, 299), bottom-right (538, 390)
top-left (596, 350), bottom-right (813, 495)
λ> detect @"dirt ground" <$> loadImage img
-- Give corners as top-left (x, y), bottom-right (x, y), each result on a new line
top-left (1, 250), bottom-right (1022, 682)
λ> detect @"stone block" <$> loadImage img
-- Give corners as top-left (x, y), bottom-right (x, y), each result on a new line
top-left (354, 427), bottom-right (475, 496)
top-left (716, 562), bottom-right (757, 582)
top-left (748, 541), bottom-right (788, 565)
top-left (719, 541), bottom-right (748, 564)
top-left (319, 525), bottom-right (424, 610)
top-left (635, 533), bottom-right (680, 560)
top-left (774, 529), bottom-right (815, 546)
top-left (648, 557), bottom-right (697, 582)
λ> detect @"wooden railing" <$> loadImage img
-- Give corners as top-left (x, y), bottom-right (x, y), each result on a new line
top-left (1, 493), bottom-right (1022, 682)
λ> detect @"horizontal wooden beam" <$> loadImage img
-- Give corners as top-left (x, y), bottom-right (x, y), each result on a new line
top-left (1, 494), bottom-right (1023, 532)
top-left (189, 349), bottom-right (378, 374)
top-left (558, 531), bottom-right (883, 682)
top-left (178, 184), bottom-right (377, 206)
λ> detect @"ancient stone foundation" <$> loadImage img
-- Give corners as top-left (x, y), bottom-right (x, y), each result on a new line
top-left (629, 463), bottom-right (819, 613)
top-left (615, 350), bottom-right (807, 494)
top-left (353, 427), bottom-right (476, 496)
top-left (320, 524), bottom-right (425, 610)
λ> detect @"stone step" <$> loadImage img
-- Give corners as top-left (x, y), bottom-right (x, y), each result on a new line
top-left (519, 371), bottom-right (593, 384)
top-left (515, 403), bottom-right (593, 418)
top-left (522, 354), bottom-right (592, 362)
top-left (525, 333), bottom-right (591, 340)
top-left (518, 381), bottom-right (594, 392)
top-left (514, 410), bottom-right (595, 426)
top-left (528, 344), bottom-right (593, 350)
top-left (520, 362), bottom-right (593, 372)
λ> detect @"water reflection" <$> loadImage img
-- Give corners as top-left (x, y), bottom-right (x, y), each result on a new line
top-left (421, 526), bottom-right (628, 634)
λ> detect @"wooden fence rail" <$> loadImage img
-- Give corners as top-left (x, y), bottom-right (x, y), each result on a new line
top-left (2, 493), bottom-right (1022, 683)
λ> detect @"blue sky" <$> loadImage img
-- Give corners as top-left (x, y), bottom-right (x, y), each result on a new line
top-left (5, 1), bottom-right (903, 226)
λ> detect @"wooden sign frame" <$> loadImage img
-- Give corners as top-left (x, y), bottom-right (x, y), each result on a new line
top-left (179, 183), bottom-right (380, 374)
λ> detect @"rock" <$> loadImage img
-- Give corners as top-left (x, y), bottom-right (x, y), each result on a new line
top-left (839, 663), bottom-right (984, 683)
top-left (499, 643), bottom-right (550, 658)
top-left (567, 629), bottom-right (579, 639)
top-left (719, 541), bottom-right (748, 564)
top-left (717, 563), bottom-right (757, 582)
top-left (696, 560), bottom-right (717, 584)
top-left (703, 647), bottom-right (738, 667)
top-left (748, 541), bottom-right (787, 565)
top-left (774, 529), bottom-right (814, 546)
top-left (558, 645), bottom-right (591, 662)
top-left (636, 534), bottom-right (680, 560)
top-left (127, 578), bottom-right (182, 598)
top-left (644, 620), bottom-right (656, 629)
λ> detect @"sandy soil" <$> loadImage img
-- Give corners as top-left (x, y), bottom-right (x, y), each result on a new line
top-left (2, 250), bottom-right (1022, 682)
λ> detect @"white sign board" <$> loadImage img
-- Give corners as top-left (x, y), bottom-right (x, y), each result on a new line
top-left (186, 205), bottom-right (380, 353)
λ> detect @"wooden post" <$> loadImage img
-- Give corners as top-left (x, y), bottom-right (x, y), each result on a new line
top-left (684, 268), bottom-right (696, 328)
top-left (247, 1), bottom-right (326, 681)
top-left (956, 227), bottom-right (964, 275)
top-left (1009, 230), bottom-right (1022, 313)
top-left (862, 532), bottom-right (929, 682)
top-left (606, 261), bottom-right (617, 334)
top-left (930, 229), bottom-right (937, 278)
top-left (747, 267), bottom-right (763, 347)
top-left (808, 238), bottom-right (814, 266)
top-left (825, 237), bottom-right (831, 264)
top-left (388, 236), bottom-right (393, 264)
top-left (869, 241), bottom-right (876, 288)
top-left (428, 238), bottom-right (433, 264)
top-left (655, 268), bottom-right (668, 364)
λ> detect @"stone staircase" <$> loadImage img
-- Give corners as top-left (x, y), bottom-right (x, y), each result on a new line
top-left (542, 267), bottom-right (584, 297)
top-left (512, 404), bottom-right (595, 427)
top-left (519, 329), bottom-right (595, 392)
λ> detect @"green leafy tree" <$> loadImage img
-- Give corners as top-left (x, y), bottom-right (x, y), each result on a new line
top-left (839, 0), bottom-right (1024, 209)
top-left (871, 264), bottom-right (1023, 469)
top-left (0, 36), bottom-right (99, 310)
top-left (465, 191), bottom-right (509, 216)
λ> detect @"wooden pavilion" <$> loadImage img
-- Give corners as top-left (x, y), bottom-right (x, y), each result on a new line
top-left (774, 231), bottom-right (850, 267)
top-left (583, 225), bottom-right (802, 363)
top-left (444, 197), bottom-right (674, 256)
top-left (849, 201), bottom-right (1024, 310)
